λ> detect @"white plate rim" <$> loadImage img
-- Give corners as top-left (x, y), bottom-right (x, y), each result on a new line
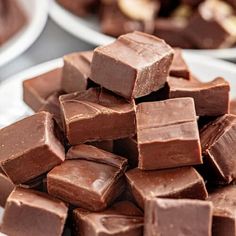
top-left (49, 0), bottom-right (236, 60)
top-left (0, 0), bottom-right (49, 67)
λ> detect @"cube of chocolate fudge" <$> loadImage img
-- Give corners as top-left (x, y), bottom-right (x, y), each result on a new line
top-left (0, 112), bottom-right (65, 184)
top-left (136, 98), bottom-right (202, 170)
top-left (90, 31), bottom-right (174, 99)
top-left (60, 87), bottom-right (136, 145)
top-left (1, 187), bottom-right (68, 236)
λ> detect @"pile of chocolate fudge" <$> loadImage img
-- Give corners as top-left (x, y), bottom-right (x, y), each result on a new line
top-left (57, 0), bottom-right (236, 49)
top-left (0, 31), bottom-right (236, 236)
top-left (0, 0), bottom-right (27, 46)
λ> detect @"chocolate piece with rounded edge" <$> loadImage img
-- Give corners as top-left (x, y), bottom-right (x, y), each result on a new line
top-left (125, 167), bottom-right (208, 209)
top-left (1, 187), bottom-right (68, 236)
top-left (136, 98), bottom-right (202, 170)
top-left (47, 145), bottom-right (127, 211)
top-left (169, 48), bottom-right (190, 79)
top-left (0, 169), bottom-right (14, 207)
top-left (60, 87), bottom-right (136, 145)
top-left (23, 68), bottom-right (62, 112)
top-left (168, 76), bottom-right (230, 116)
top-left (200, 114), bottom-right (236, 184)
top-left (144, 198), bottom-right (212, 236)
top-left (73, 201), bottom-right (143, 236)
top-left (61, 51), bottom-right (94, 93)
top-left (0, 112), bottom-right (65, 184)
top-left (90, 31), bottom-right (174, 99)
top-left (208, 185), bottom-right (236, 236)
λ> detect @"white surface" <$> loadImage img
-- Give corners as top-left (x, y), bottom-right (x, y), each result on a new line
top-left (0, 52), bottom-right (236, 128)
top-left (0, 0), bottom-right (49, 67)
top-left (50, 0), bottom-right (236, 60)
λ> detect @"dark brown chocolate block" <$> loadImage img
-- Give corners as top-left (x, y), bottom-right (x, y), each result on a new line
top-left (0, 112), bottom-right (65, 184)
top-left (200, 114), bottom-right (236, 184)
top-left (144, 198), bottom-right (212, 236)
top-left (169, 48), bottom-right (190, 80)
top-left (23, 68), bottom-right (62, 111)
top-left (230, 99), bottom-right (236, 115)
top-left (90, 31), bottom-right (174, 99)
top-left (47, 145), bottom-right (127, 211)
top-left (100, 1), bottom-right (155, 37)
top-left (154, 18), bottom-right (193, 49)
top-left (61, 51), bottom-right (93, 93)
top-left (88, 140), bottom-right (113, 153)
top-left (185, 0), bottom-right (236, 49)
top-left (0, 170), bottom-right (14, 207)
top-left (208, 185), bottom-right (236, 236)
top-left (125, 167), bottom-right (208, 209)
top-left (114, 137), bottom-right (139, 169)
top-left (73, 201), bottom-right (143, 236)
top-left (60, 87), bottom-right (136, 145)
top-left (1, 187), bottom-right (68, 236)
top-left (136, 98), bottom-right (202, 170)
top-left (168, 77), bottom-right (230, 116)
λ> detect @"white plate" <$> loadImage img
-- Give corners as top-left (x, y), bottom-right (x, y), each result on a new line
top-left (49, 0), bottom-right (236, 60)
top-left (0, 52), bottom-right (236, 129)
top-left (0, 0), bottom-right (49, 67)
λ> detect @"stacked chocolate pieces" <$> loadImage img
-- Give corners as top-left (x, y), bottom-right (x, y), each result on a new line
top-left (0, 31), bottom-right (234, 236)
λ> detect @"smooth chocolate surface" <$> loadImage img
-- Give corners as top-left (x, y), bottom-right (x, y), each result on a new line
top-left (136, 98), bottom-right (202, 170)
top-left (125, 167), bottom-right (208, 209)
top-left (114, 137), bottom-right (139, 169)
top-left (60, 87), bottom-right (136, 145)
top-left (185, 0), bottom-right (236, 49)
top-left (168, 77), bottom-right (230, 116)
top-left (144, 198), bottom-right (212, 236)
top-left (1, 187), bottom-right (68, 236)
top-left (23, 68), bottom-right (62, 111)
top-left (169, 48), bottom-right (190, 79)
top-left (208, 185), bottom-right (236, 236)
top-left (73, 201), bottom-right (143, 236)
top-left (0, 170), bottom-right (14, 207)
top-left (61, 51), bottom-right (94, 93)
top-left (200, 114), bottom-right (236, 184)
top-left (48, 145), bottom-right (127, 211)
top-left (0, 0), bottom-right (27, 45)
top-left (90, 31), bottom-right (174, 99)
top-left (0, 112), bottom-right (65, 184)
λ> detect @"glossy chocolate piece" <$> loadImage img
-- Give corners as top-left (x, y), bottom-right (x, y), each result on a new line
top-left (0, 0), bottom-right (27, 45)
top-left (230, 99), bottom-right (236, 115)
top-left (56, 0), bottom-right (98, 16)
top-left (100, 2), bottom-right (155, 37)
top-left (0, 112), bottom-right (65, 184)
top-left (169, 48), bottom-right (190, 79)
top-left (114, 137), bottom-right (139, 168)
top-left (208, 185), bottom-right (236, 236)
top-left (90, 31), bottom-right (174, 99)
top-left (168, 77), bottom-right (230, 116)
top-left (136, 98), bottom-right (202, 170)
top-left (39, 91), bottom-right (64, 129)
top-left (23, 68), bottom-right (62, 111)
top-left (185, 0), bottom-right (236, 49)
top-left (154, 18), bottom-right (193, 49)
top-left (0, 170), bottom-right (14, 207)
top-left (61, 51), bottom-right (93, 93)
top-left (200, 114), bottom-right (236, 184)
top-left (125, 167), bottom-right (208, 209)
top-left (47, 145), bottom-right (127, 211)
top-left (1, 187), bottom-right (68, 236)
top-left (73, 201), bottom-right (143, 236)
top-left (60, 87), bottom-right (136, 145)
top-left (144, 198), bottom-right (212, 236)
